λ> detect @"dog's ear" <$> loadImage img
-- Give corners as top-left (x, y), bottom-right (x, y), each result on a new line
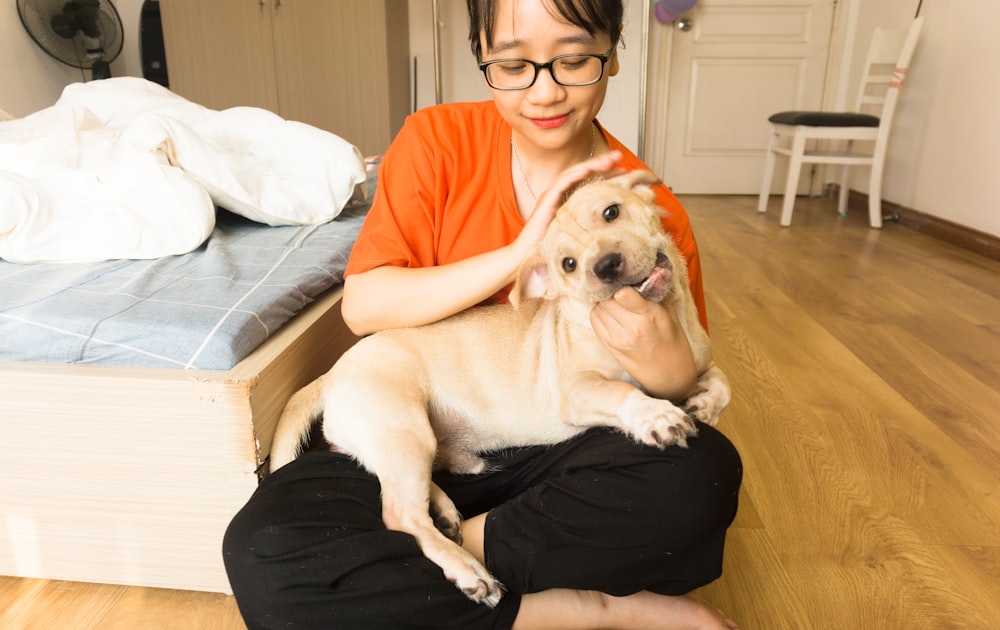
top-left (510, 253), bottom-right (550, 309)
top-left (607, 170), bottom-right (662, 203)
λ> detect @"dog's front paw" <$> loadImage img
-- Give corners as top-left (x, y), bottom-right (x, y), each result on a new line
top-left (683, 364), bottom-right (731, 427)
top-left (621, 393), bottom-right (698, 448)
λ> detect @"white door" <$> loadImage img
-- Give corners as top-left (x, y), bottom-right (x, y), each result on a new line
top-left (650, 0), bottom-right (837, 193)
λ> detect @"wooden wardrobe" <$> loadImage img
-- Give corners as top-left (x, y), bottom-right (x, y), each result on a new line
top-left (159, 0), bottom-right (410, 156)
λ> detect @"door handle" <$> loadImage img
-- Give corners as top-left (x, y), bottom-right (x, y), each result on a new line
top-left (676, 17), bottom-right (693, 32)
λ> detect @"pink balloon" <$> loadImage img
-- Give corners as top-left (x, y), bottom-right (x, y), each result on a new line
top-left (654, 2), bottom-right (677, 24)
top-left (662, 0), bottom-right (698, 14)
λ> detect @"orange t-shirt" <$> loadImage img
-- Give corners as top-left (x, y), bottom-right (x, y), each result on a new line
top-left (345, 101), bottom-right (708, 330)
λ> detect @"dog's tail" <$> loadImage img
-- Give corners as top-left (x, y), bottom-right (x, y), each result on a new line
top-left (269, 375), bottom-right (328, 473)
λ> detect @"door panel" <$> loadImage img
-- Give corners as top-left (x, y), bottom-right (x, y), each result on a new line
top-left (272, 0), bottom-right (410, 155)
top-left (159, 0), bottom-right (278, 112)
top-left (654, 0), bottom-right (836, 193)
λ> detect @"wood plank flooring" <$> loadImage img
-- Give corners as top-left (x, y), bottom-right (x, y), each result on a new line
top-left (693, 196), bottom-right (1000, 629)
top-left (2, 195), bottom-right (998, 629)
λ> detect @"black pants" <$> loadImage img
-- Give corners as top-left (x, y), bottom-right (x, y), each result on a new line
top-left (223, 425), bottom-right (742, 630)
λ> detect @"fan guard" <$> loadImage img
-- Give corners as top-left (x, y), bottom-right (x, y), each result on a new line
top-left (17, 0), bottom-right (125, 79)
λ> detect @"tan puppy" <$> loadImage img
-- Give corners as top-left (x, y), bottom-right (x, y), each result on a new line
top-left (269, 170), bottom-right (730, 607)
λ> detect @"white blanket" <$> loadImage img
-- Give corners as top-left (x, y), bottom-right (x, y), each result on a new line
top-left (0, 78), bottom-right (367, 263)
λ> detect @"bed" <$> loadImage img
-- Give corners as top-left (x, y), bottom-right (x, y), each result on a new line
top-left (0, 79), bottom-right (371, 593)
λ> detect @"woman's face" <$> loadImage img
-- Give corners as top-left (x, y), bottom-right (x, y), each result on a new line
top-left (480, 0), bottom-right (619, 153)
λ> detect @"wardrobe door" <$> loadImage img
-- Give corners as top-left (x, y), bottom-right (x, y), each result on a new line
top-left (160, 0), bottom-right (279, 111)
top-left (271, 0), bottom-right (410, 155)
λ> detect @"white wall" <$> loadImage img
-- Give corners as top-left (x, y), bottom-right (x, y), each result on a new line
top-left (1, 0), bottom-right (143, 116)
top-left (408, 0), bottom-right (490, 109)
top-left (890, 0), bottom-right (1000, 237)
top-left (2, 1), bottom-right (86, 115)
top-left (842, 0), bottom-right (999, 237)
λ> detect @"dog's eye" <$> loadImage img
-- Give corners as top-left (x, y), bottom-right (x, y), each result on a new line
top-left (602, 204), bottom-right (620, 222)
top-left (562, 257), bottom-right (577, 273)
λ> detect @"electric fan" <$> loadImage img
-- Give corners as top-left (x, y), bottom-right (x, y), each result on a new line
top-left (17, 0), bottom-right (125, 81)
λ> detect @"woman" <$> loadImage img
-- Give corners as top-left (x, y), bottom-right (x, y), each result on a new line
top-left (223, 1), bottom-right (742, 628)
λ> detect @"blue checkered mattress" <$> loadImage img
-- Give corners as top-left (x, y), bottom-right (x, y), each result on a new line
top-left (0, 202), bottom-right (368, 370)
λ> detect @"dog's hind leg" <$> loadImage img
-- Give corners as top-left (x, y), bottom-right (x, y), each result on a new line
top-left (334, 389), bottom-right (504, 608)
top-left (428, 481), bottom-right (463, 543)
top-left (370, 428), bottom-right (505, 607)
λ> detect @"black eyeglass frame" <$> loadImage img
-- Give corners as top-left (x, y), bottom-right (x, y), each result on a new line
top-left (477, 45), bottom-right (616, 91)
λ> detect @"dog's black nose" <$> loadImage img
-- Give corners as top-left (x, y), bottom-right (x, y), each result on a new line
top-left (593, 253), bottom-right (623, 282)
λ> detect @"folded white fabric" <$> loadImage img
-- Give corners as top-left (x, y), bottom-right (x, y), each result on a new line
top-left (0, 78), bottom-right (367, 263)
top-left (0, 105), bottom-right (215, 263)
top-left (58, 78), bottom-right (368, 226)
top-left (57, 76), bottom-right (210, 127)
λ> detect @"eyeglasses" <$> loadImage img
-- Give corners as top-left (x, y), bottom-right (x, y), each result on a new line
top-left (478, 45), bottom-right (615, 91)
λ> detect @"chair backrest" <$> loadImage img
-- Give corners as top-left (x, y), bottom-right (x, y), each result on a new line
top-left (852, 17), bottom-right (925, 119)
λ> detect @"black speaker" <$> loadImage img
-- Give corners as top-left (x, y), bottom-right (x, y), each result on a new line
top-left (140, 0), bottom-right (169, 87)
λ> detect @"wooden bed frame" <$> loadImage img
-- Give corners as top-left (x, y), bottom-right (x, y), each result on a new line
top-left (0, 287), bottom-right (360, 593)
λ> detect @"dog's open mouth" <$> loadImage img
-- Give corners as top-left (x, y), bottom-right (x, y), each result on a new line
top-left (632, 253), bottom-right (672, 300)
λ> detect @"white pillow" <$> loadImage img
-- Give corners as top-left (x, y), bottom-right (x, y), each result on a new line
top-left (190, 107), bottom-right (367, 225)
top-left (60, 79), bottom-right (367, 226)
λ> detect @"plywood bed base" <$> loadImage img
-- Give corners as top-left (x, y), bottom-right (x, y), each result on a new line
top-left (0, 287), bottom-right (360, 593)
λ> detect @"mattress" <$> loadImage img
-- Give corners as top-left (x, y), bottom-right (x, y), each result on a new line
top-left (0, 196), bottom-right (369, 371)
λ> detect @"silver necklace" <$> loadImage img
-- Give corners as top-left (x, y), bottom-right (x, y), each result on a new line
top-left (512, 123), bottom-right (596, 203)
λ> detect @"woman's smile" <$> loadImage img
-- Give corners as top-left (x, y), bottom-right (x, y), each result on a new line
top-left (530, 114), bottom-right (571, 129)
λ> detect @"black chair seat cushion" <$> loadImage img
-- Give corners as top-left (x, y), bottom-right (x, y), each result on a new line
top-left (768, 111), bottom-right (881, 127)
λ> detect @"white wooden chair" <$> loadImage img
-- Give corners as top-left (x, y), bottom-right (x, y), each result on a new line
top-left (758, 16), bottom-right (925, 227)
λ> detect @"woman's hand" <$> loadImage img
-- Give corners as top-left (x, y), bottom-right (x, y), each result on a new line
top-left (509, 151), bottom-right (624, 262)
top-left (344, 151), bottom-right (625, 336)
top-left (591, 287), bottom-right (698, 403)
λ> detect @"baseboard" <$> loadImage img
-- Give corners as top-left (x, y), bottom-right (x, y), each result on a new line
top-left (846, 190), bottom-right (1000, 262)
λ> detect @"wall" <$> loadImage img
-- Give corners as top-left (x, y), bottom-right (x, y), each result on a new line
top-left (891, 0), bottom-right (1000, 237)
top-left (2, 1), bottom-right (87, 115)
top-left (843, 0), bottom-right (999, 237)
top-left (1, 0), bottom-right (144, 116)
top-left (408, 0), bottom-right (490, 109)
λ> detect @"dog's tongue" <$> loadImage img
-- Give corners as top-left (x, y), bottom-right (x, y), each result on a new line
top-left (637, 265), bottom-right (672, 300)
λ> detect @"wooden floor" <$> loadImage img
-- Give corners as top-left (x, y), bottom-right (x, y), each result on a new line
top-left (3, 196), bottom-right (999, 629)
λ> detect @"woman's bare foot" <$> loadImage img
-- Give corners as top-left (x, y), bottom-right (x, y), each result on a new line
top-left (513, 588), bottom-right (739, 630)
top-left (601, 590), bottom-right (739, 630)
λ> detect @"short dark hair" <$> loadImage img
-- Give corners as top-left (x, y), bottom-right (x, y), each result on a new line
top-left (467, 0), bottom-right (624, 60)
